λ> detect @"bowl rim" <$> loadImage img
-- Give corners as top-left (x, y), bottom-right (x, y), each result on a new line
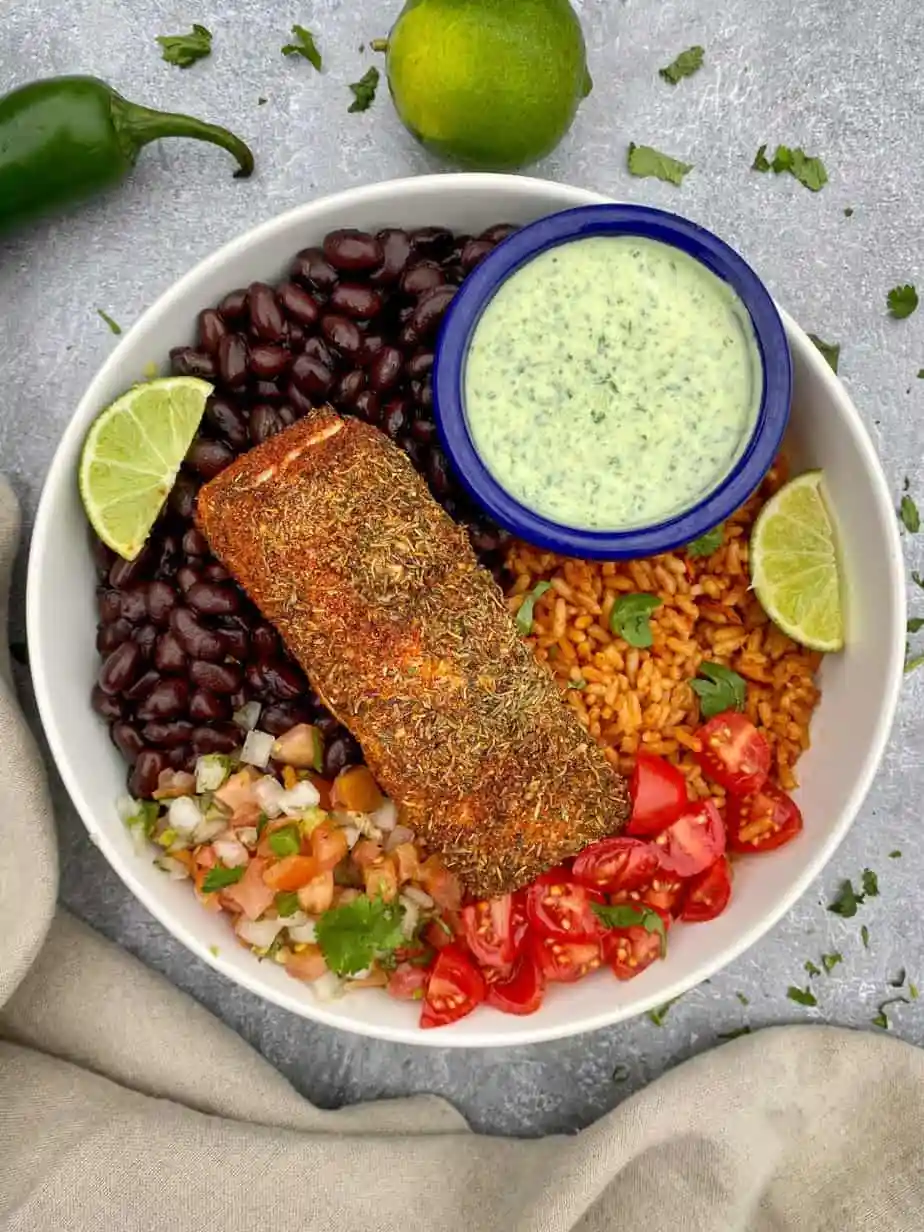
top-left (433, 203), bottom-right (793, 559)
top-left (26, 172), bottom-right (906, 1047)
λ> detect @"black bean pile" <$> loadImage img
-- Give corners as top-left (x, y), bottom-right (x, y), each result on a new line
top-left (91, 223), bottom-right (517, 799)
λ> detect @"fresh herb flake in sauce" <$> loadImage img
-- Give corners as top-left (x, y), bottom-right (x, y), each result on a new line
top-left (627, 143), bottom-right (693, 185)
top-left (465, 237), bottom-right (762, 531)
top-left (609, 593), bottom-right (662, 648)
top-left (658, 46), bottom-right (704, 84)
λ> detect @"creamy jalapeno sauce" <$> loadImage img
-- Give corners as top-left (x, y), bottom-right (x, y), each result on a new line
top-left (463, 236), bottom-right (763, 530)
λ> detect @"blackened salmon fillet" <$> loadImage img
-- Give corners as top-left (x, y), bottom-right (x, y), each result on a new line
top-left (196, 409), bottom-right (630, 897)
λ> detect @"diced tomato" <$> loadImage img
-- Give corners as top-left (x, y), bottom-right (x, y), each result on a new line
top-left (311, 822), bottom-right (349, 872)
top-left (387, 964), bottom-right (431, 1001)
top-left (695, 713), bottom-right (770, 796)
top-left (726, 782), bottom-right (803, 853)
top-left (222, 857), bottom-right (276, 920)
top-left (602, 926), bottom-right (664, 981)
top-left (214, 767), bottom-right (259, 814)
top-left (531, 935), bottom-right (602, 984)
top-left (305, 772), bottom-right (333, 811)
top-left (613, 875), bottom-right (685, 918)
top-left (365, 857), bottom-right (399, 903)
top-left (461, 893), bottom-right (526, 969)
top-left (285, 944), bottom-right (328, 983)
top-left (419, 856), bottom-right (463, 912)
top-left (296, 869), bottom-right (336, 914)
top-left (351, 838), bottom-right (384, 868)
top-left (391, 842), bottom-right (420, 883)
top-left (420, 945), bottom-right (486, 1028)
top-left (262, 854), bottom-right (319, 892)
top-left (526, 873), bottom-right (600, 942)
top-left (680, 857), bottom-right (732, 922)
top-left (627, 752), bottom-right (690, 836)
top-left (653, 800), bottom-right (726, 878)
top-left (572, 837), bottom-right (660, 893)
top-left (485, 951), bottom-right (546, 1015)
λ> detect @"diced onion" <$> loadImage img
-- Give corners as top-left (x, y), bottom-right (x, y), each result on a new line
top-left (167, 796), bottom-right (203, 834)
top-left (195, 754), bottom-right (231, 793)
top-left (384, 824), bottom-right (416, 852)
top-left (191, 816), bottom-right (228, 845)
top-left (253, 776), bottom-right (286, 818)
top-left (233, 701), bottom-right (262, 731)
top-left (236, 916), bottom-right (287, 948)
top-left (237, 826), bottom-right (259, 848)
top-left (213, 837), bottom-right (250, 868)
top-left (155, 855), bottom-right (191, 880)
top-left (241, 729), bottom-right (275, 769)
top-left (310, 971), bottom-right (344, 1001)
top-left (341, 824), bottom-right (361, 850)
top-left (287, 920), bottom-right (318, 944)
top-left (401, 884), bottom-right (434, 909)
top-left (279, 780), bottom-right (321, 816)
top-left (117, 795), bottom-right (141, 823)
top-left (370, 798), bottom-right (398, 832)
top-left (398, 895), bottom-right (420, 939)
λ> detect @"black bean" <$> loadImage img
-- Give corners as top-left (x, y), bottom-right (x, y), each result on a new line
top-left (154, 631), bottom-right (187, 674)
top-left (290, 353), bottom-right (334, 399)
top-left (99, 640), bottom-right (142, 695)
top-left (410, 416), bottom-right (438, 445)
top-left (168, 473), bottom-right (199, 521)
top-left (97, 620), bottom-right (131, 654)
top-left (410, 226), bottom-right (455, 258)
top-left (400, 262), bottom-right (444, 297)
top-left (118, 587), bottom-right (147, 624)
top-left (334, 369), bottom-right (366, 408)
top-left (278, 281), bottom-right (321, 328)
top-left (134, 623), bottom-right (158, 661)
top-left (406, 350), bottom-right (434, 380)
top-left (323, 229), bottom-right (383, 272)
top-left (383, 400), bottom-right (409, 440)
top-left (359, 333), bottom-right (384, 366)
top-left (329, 283), bottom-right (384, 319)
top-left (97, 589), bottom-right (122, 623)
top-left (136, 678), bottom-right (190, 721)
top-left (249, 344), bottom-right (292, 380)
top-left (354, 390), bottom-right (381, 423)
top-left (205, 396), bottom-right (249, 450)
top-left (144, 581), bottom-right (176, 627)
top-left (251, 623), bottom-right (280, 659)
top-left (278, 403), bottom-right (296, 427)
top-left (218, 288), bottom-right (249, 322)
top-left (91, 685), bottom-right (124, 720)
top-left (286, 382), bottom-right (317, 419)
top-left (292, 247), bottom-right (339, 291)
top-left (167, 746), bottom-right (197, 773)
top-left (301, 335), bottom-right (334, 368)
top-left (287, 324), bottom-right (306, 352)
top-left (411, 286), bottom-right (456, 337)
top-left (369, 345), bottom-right (403, 392)
top-left (261, 659), bottom-right (307, 700)
top-left (248, 282), bottom-right (286, 341)
top-left (371, 228), bottom-right (413, 285)
top-left (130, 749), bottom-right (168, 798)
top-left (462, 239), bottom-right (495, 271)
top-left (217, 333), bottom-right (250, 389)
top-left (315, 714), bottom-right (340, 738)
top-left (260, 702), bottom-right (314, 737)
top-left (124, 669), bottom-right (160, 703)
top-left (480, 223), bottom-right (518, 244)
top-left (186, 581), bottom-right (239, 617)
top-left (428, 448), bottom-right (452, 496)
top-left (321, 314), bottom-right (364, 361)
top-left (323, 733), bottom-right (361, 779)
top-left (109, 548), bottom-right (151, 589)
top-left (186, 437), bottom-right (234, 480)
top-left (170, 608), bottom-right (226, 661)
top-left (181, 527), bottom-right (207, 557)
top-left (245, 661), bottom-right (266, 695)
top-left (143, 720), bottom-right (195, 748)
top-left (153, 534), bottom-right (182, 581)
top-left (191, 725), bottom-right (240, 756)
top-left (170, 347), bottom-right (217, 380)
top-left (91, 536), bottom-right (115, 580)
top-left (398, 322), bottom-right (420, 350)
top-left (216, 620), bottom-right (249, 660)
top-left (112, 721), bottom-right (145, 764)
top-left (189, 689), bottom-right (230, 723)
top-left (190, 660), bottom-right (244, 694)
top-left (411, 378), bottom-right (433, 411)
top-left (469, 524), bottom-right (503, 554)
top-left (176, 565), bottom-right (200, 594)
top-left (442, 262), bottom-right (466, 285)
top-left (197, 308), bottom-right (228, 354)
top-left (249, 403), bottom-right (285, 444)
top-left (399, 436), bottom-right (426, 471)
top-left (202, 566), bottom-right (228, 584)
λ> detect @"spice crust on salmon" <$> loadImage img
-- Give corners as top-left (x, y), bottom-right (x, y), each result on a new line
top-left (197, 410), bottom-right (630, 897)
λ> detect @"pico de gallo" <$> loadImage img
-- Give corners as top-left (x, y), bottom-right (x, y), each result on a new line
top-left (122, 706), bottom-right (802, 1029)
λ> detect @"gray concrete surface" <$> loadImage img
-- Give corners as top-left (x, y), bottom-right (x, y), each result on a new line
top-left (1, 0), bottom-right (922, 1137)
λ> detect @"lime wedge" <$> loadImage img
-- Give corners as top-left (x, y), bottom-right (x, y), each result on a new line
top-left (750, 470), bottom-right (845, 652)
top-left (79, 377), bottom-right (212, 560)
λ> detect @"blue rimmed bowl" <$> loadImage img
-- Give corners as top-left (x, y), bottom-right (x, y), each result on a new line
top-left (433, 203), bottom-right (792, 559)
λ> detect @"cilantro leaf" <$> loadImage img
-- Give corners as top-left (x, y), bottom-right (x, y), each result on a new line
top-left (687, 524), bottom-right (724, 557)
top-left (658, 46), bottom-right (704, 85)
top-left (888, 284), bottom-right (918, 319)
top-left (96, 309), bottom-right (122, 335)
top-left (315, 894), bottom-right (406, 975)
top-left (627, 143), bottom-right (693, 187)
top-left (861, 924), bottom-right (870, 948)
top-left (907, 618), bottom-right (924, 634)
top-left (348, 66), bottom-right (380, 113)
top-left (201, 864), bottom-right (246, 893)
top-left (787, 985), bottom-right (817, 1007)
top-left (890, 850), bottom-right (903, 859)
top-left (609, 593), bottom-right (662, 648)
top-left (647, 996), bottom-right (680, 1026)
top-left (736, 992), bottom-right (750, 1006)
top-left (268, 824), bottom-right (301, 857)
top-left (275, 890), bottom-right (300, 917)
top-left (899, 495), bottom-right (920, 533)
top-left (156, 24), bottom-right (213, 68)
top-left (828, 879), bottom-right (862, 917)
top-left (911, 984), bottom-right (920, 1000)
top-left (822, 952), bottom-right (843, 973)
top-left (690, 662), bottom-right (747, 719)
top-left (804, 960), bottom-right (821, 977)
top-left (566, 678), bottom-right (587, 690)
top-left (862, 868), bottom-right (879, 898)
top-left (914, 573), bottom-right (924, 590)
top-left (872, 996), bottom-right (908, 1029)
top-left (808, 334), bottom-right (840, 373)
top-left (843, 207), bottom-right (854, 217)
top-left (756, 144), bottom-right (827, 191)
top-left (905, 654), bottom-right (924, 675)
top-left (719, 1025), bottom-right (752, 1040)
top-left (282, 25), bottom-right (322, 69)
top-left (752, 144), bottom-right (771, 172)
top-left (516, 581), bottom-right (552, 635)
top-left (592, 902), bottom-right (668, 957)
top-left (890, 968), bottom-right (907, 988)
top-left (771, 145), bottom-right (794, 173)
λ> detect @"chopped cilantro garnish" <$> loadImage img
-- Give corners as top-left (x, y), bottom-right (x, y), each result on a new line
top-left (828, 879), bottom-right (862, 918)
top-left (268, 825), bottom-right (301, 857)
top-left (752, 144), bottom-right (771, 172)
top-left (911, 984), bottom-right (920, 1000)
top-left (787, 985), bottom-right (817, 1007)
top-left (843, 206), bottom-right (854, 217)
top-left (808, 334), bottom-right (840, 373)
top-left (755, 144), bottom-right (827, 191)
top-left (627, 143), bottom-right (693, 186)
top-left (281, 25), bottom-right (322, 69)
top-left (908, 618), bottom-right (924, 634)
top-left (275, 890), bottom-right (301, 917)
top-left (201, 864), bottom-right (246, 893)
top-left (208, 944), bottom-right (220, 958)
top-left (658, 46), bottom-right (704, 84)
top-left (566, 678), bottom-right (587, 690)
top-left (736, 992), bottom-right (750, 1006)
top-left (687, 524), bottom-right (724, 557)
top-left (156, 24), bottom-right (212, 68)
top-left (822, 952), bottom-right (843, 973)
top-left (647, 996), bottom-right (680, 1026)
top-left (905, 654), bottom-right (924, 675)
top-left (315, 895), bottom-right (406, 975)
top-left (861, 924), bottom-right (870, 948)
top-left (592, 902), bottom-right (667, 957)
top-left (888, 284), bottom-right (919, 320)
top-left (690, 662), bottom-right (747, 719)
top-left (609, 593), bottom-right (662, 649)
top-left (872, 996), bottom-right (908, 1029)
top-left (718, 1026), bottom-right (752, 1040)
top-left (890, 968), bottom-right (907, 988)
top-left (862, 868), bottom-right (879, 898)
top-left (96, 309), bottom-right (122, 335)
top-left (516, 580), bottom-right (552, 635)
top-left (899, 495), bottom-right (920, 533)
top-left (123, 799), bottom-right (160, 840)
top-left (889, 850), bottom-right (902, 859)
top-left (348, 66), bottom-right (379, 113)
top-left (804, 960), bottom-right (821, 977)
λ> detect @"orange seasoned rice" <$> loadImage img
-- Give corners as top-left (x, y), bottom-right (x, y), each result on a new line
top-left (504, 460), bottom-right (823, 803)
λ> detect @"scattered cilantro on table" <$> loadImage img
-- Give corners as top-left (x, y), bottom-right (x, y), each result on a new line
top-left (872, 997), bottom-right (908, 1029)
top-left (593, 903), bottom-right (667, 957)
top-left (691, 662), bottom-right (747, 719)
top-left (843, 207), bottom-right (854, 217)
top-left (156, 24), bottom-right (213, 68)
top-left (808, 334), bottom-right (840, 373)
top-left (888, 285), bottom-right (918, 319)
top-left (787, 985), bottom-right (818, 1007)
top-left (753, 144), bottom-right (827, 191)
top-left (282, 25), bottom-right (322, 69)
top-left (315, 895), bottom-right (405, 975)
top-left (516, 581), bottom-right (552, 636)
top-left (609, 593), bottom-right (662, 649)
top-left (829, 870), bottom-right (879, 918)
top-left (627, 143), bottom-right (693, 186)
top-left (889, 968), bottom-right (907, 988)
top-left (348, 67), bottom-right (380, 112)
top-left (718, 1026), bottom-right (752, 1040)
top-left (658, 46), bottom-right (704, 84)
top-left (899, 495), bottom-right (920, 533)
top-left (822, 952), bottom-right (843, 974)
top-left (736, 992), bottom-right (750, 1006)
top-left (96, 309), bottom-right (122, 335)
top-left (647, 997), bottom-right (680, 1026)
top-left (908, 618), bottom-right (924, 634)
top-left (804, 960), bottom-right (822, 977)
top-left (862, 869), bottom-right (880, 898)
top-left (889, 850), bottom-right (902, 859)
top-left (860, 924), bottom-right (870, 948)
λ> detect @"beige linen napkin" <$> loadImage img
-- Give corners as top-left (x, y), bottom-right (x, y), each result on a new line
top-left (1, 476), bottom-right (922, 1232)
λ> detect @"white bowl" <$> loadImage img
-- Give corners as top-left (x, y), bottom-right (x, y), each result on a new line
top-left (27, 174), bottom-right (906, 1046)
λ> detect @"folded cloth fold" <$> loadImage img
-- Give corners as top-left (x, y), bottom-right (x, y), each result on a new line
top-left (2, 476), bottom-right (922, 1232)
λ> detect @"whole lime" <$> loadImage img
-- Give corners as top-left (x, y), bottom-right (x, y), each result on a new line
top-left (385, 0), bottom-right (592, 171)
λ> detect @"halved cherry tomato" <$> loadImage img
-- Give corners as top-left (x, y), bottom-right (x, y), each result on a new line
top-left (653, 799), bottom-right (726, 878)
top-left (612, 874), bottom-right (685, 918)
top-left (602, 926), bottom-right (664, 981)
top-left (461, 892), bottom-right (527, 969)
top-left (627, 752), bottom-right (690, 836)
top-left (680, 856), bottom-right (732, 922)
top-left (387, 964), bottom-right (431, 1001)
top-left (726, 782), bottom-right (803, 853)
top-left (572, 837), bottom-right (661, 894)
top-left (531, 935), bottom-right (602, 984)
top-left (526, 873), bottom-right (601, 942)
top-left (695, 713), bottom-right (770, 796)
top-left (485, 951), bottom-right (546, 1015)
top-left (420, 945), bottom-right (486, 1028)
